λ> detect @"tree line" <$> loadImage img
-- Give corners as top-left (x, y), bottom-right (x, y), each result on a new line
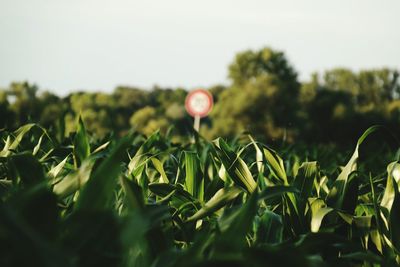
top-left (1, 47), bottom-right (399, 146)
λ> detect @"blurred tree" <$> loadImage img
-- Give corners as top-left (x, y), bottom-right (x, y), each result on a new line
top-left (302, 90), bottom-right (356, 143)
top-left (208, 85), bottom-right (227, 103)
top-left (322, 68), bottom-right (400, 108)
top-left (130, 106), bottom-right (169, 136)
top-left (8, 82), bottom-right (40, 125)
top-left (149, 87), bottom-right (187, 110)
top-left (166, 103), bottom-right (185, 120)
top-left (0, 47), bottom-right (399, 146)
top-left (324, 68), bottom-right (359, 94)
top-left (113, 86), bottom-right (150, 132)
top-left (211, 75), bottom-right (296, 141)
top-left (358, 69), bottom-right (400, 107)
top-left (0, 90), bottom-right (14, 128)
top-left (299, 72), bottom-right (320, 104)
top-left (66, 92), bottom-right (116, 138)
top-left (114, 86), bottom-right (149, 110)
top-left (38, 91), bottom-right (65, 128)
top-left (211, 47), bottom-right (300, 142)
top-left (228, 47), bottom-right (298, 90)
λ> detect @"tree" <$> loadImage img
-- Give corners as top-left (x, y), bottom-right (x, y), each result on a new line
top-left (66, 92), bottom-right (116, 138)
top-left (0, 90), bottom-right (14, 128)
top-left (358, 69), bottom-right (400, 106)
top-left (8, 82), bottom-right (40, 125)
top-left (130, 106), bottom-right (169, 136)
top-left (302, 90), bottom-right (356, 143)
top-left (322, 68), bottom-right (400, 108)
top-left (323, 68), bottom-right (359, 95)
top-left (228, 47), bottom-right (298, 90)
top-left (38, 91), bottom-right (65, 128)
top-left (210, 47), bottom-right (300, 141)
top-left (211, 75), bottom-right (296, 141)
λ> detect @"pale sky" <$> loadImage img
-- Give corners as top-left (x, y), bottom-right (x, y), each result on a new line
top-left (1, 0), bottom-right (399, 95)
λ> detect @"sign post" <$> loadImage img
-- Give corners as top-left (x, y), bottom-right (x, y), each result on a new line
top-left (194, 115), bottom-right (200, 132)
top-left (185, 89), bottom-right (213, 132)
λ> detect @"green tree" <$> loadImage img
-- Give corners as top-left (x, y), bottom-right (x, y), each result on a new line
top-left (0, 90), bottom-right (14, 128)
top-left (228, 47), bottom-right (298, 90)
top-left (322, 68), bottom-right (400, 108)
top-left (211, 75), bottom-right (296, 141)
top-left (358, 69), bottom-right (399, 107)
top-left (66, 92), bottom-right (116, 138)
top-left (38, 91), bottom-right (65, 128)
top-left (324, 68), bottom-right (359, 94)
top-left (129, 106), bottom-right (169, 136)
top-left (211, 47), bottom-right (300, 141)
top-left (8, 82), bottom-right (40, 125)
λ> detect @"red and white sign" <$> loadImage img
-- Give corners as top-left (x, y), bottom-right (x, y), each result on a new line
top-left (185, 89), bottom-right (213, 118)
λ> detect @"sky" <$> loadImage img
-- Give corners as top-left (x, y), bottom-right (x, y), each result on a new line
top-left (0, 0), bottom-right (399, 95)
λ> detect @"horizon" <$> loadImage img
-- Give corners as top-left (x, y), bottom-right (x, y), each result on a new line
top-left (1, 0), bottom-right (400, 95)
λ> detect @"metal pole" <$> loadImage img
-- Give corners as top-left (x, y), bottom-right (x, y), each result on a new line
top-left (194, 115), bottom-right (200, 132)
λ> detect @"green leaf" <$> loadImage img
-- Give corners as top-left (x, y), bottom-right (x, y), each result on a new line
top-left (92, 141), bottom-right (110, 154)
top-left (127, 131), bottom-right (160, 183)
top-left (1, 183), bottom-right (65, 266)
top-left (52, 160), bottom-right (93, 198)
top-left (255, 210), bottom-right (283, 244)
top-left (184, 151), bottom-right (204, 201)
top-left (150, 157), bottom-right (169, 183)
top-left (10, 153), bottom-right (46, 185)
top-left (148, 182), bottom-right (196, 209)
top-left (311, 207), bottom-right (334, 233)
top-left (380, 162), bottom-right (400, 252)
top-left (248, 135), bottom-right (263, 173)
top-left (187, 186), bottom-right (242, 222)
top-left (310, 198), bottom-right (334, 232)
top-left (32, 133), bottom-right (45, 156)
top-left (213, 138), bottom-right (257, 193)
top-left (75, 135), bottom-right (132, 211)
top-left (73, 116), bottom-right (90, 167)
top-left (340, 251), bottom-right (382, 264)
top-left (258, 185), bottom-right (299, 202)
top-left (292, 162), bottom-right (319, 222)
top-left (120, 176), bottom-right (144, 210)
top-left (341, 172), bottom-right (359, 214)
top-left (293, 161), bottom-right (319, 201)
top-left (215, 190), bottom-right (259, 250)
top-left (327, 126), bottom-right (379, 210)
top-left (48, 155), bottom-right (69, 179)
top-left (380, 162), bottom-right (400, 217)
top-left (0, 135), bottom-right (11, 156)
top-left (263, 146), bottom-right (288, 185)
top-left (353, 215), bottom-right (372, 249)
top-left (0, 124), bottom-right (35, 156)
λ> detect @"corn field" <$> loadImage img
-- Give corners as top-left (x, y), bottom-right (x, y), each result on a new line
top-left (1, 119), bottom-right (400, 266)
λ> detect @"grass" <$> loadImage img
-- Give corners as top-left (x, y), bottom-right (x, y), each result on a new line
top-left (0, 119), bottom-right (399, 266)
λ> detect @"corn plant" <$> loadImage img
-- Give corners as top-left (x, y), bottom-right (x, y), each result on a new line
top-left (0, 119), bottom-right (399, 266)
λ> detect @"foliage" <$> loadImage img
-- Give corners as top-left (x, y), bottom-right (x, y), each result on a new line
top-left (1, 119), bottom-right (400, 266)
top-left (0, 47), bottom-right (399, 145)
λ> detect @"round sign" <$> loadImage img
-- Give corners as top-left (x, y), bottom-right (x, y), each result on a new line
top-left (185, 89), bottom-right (213, 118)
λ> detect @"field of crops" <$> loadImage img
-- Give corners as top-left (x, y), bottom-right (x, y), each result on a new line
top-left (1, 119), bottom-right (400, 266)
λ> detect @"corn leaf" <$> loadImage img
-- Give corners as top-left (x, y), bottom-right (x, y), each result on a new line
top-left (213, 138), bottom-right (257, 193)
